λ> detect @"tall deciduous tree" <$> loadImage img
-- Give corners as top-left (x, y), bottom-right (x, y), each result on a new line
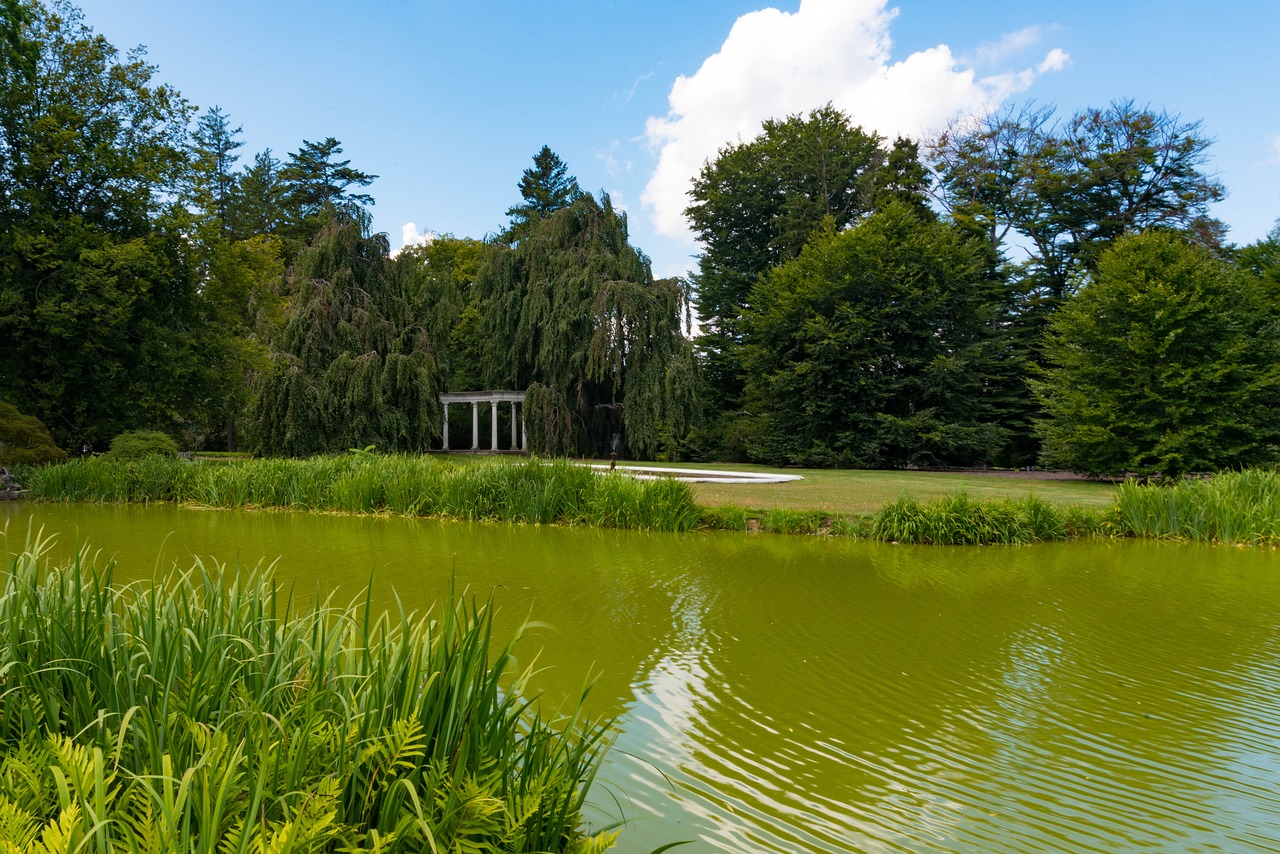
top-left (0, 0), bottom-right (208, 449)
top-left (1238, 220), bottom-right (1280, 289)
top-left (475, 193), bottom-right (695, 458)
top-left (0, 0), bottom-right (36, 79)
top-left (929, 100), bottom-right (1226, 306)
top-left (685, 105), bottom-right (917, 452)
top-left (1033, 231), bottom-right (1280, 478)
top-left (742, 202), bottom-right (1008, 468)
top-left (250, 220), bottom-right (441, 456)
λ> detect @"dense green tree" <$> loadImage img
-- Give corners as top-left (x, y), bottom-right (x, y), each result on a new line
top-left (399, 235), bottom-right (486, 390)
top-left (475, 193), bottom-right (695, 458)
top-left (0, 0), bottom-right (214, 449)
top-left (0, 0), bottom-right (36, 79)
top-left (250, 220), bottom-right (441, 456)
top-left (227, 148), bottom-right (286, 240)
top-left (281, 137), bottom-right (376, 226)
top-left (504, 145), bottom-right (583, 239)
top-left (1238, 219), bottom-right (1280, 287)
top-left (0, 400), bottom-right (66, 465)
top-left (929, 100), bottom-right (1226, 306)
top-left (741, 202), bottom-right (1008, 468)
top-left (685, 105), bottom-right (919, 454)
top-left (191, 104), bottom-right (243, 232)
top-left (1033, 231), bottom-right (1280, 477)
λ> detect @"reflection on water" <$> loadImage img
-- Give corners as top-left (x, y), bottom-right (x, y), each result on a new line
top-left (5, 501), bottom-right (1280, 852)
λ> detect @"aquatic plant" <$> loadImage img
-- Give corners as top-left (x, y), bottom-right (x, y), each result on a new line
top-left (25, 454), bottom-right (702, 533)
top-left (869, 492), bottom-right (1078, 545)
top-left (0, 531), bottom-right (618, 852)
top-left (1111, 469), bottom-right (1280, 544)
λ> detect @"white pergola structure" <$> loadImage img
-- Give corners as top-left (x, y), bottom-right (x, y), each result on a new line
top-left (439, 390), bottom-right (527, 452)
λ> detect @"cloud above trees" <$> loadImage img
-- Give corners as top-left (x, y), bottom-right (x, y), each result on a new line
top-left (641, 0), bottom-right (1068, 242)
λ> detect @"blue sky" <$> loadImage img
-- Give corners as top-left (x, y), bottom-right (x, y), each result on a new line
top-left (77, 0), bottom-right (1280, 277)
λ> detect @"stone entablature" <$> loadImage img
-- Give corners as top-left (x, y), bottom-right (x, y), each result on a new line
top-left (439, 391), bottom-right (527, 452)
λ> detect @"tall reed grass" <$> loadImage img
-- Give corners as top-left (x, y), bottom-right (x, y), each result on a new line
top-left (1111, 469), bottom-right (1280, 544)
top-left (26, 455), bottom-right (701, 532)
top-left (869, 493), bottom-right (1088, 545)
top-left (0, 529), bottom-right (619, 852)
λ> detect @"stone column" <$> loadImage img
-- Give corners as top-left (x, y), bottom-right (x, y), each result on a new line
top-left (471, 402), bottom-right (479, 450)
top-left (522, 410), bottom-right (528, 453)
top-left (442, 402), bottom-right (450, 451)
top-left (510, 401), bottom-right (518, 450)
top-left (490, 400), bottom-right (499, 451)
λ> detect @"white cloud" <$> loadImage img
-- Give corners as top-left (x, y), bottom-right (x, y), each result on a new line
top-left (1269, 135), bottom-right (1280, 163)
top-left (1038, 47), bottom-right (1071, 73)
top-left (399, 222), bottom-right (436, 252)
top-left (597, 139), bottom-right (633, 178)
top-left (973, 25), bottom-right (1042, 66)
top-left (641, 0), bottom-right (1068, 242)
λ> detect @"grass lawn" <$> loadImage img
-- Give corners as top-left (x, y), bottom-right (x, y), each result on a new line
top-left (230, 452), bottom-right (1118, 517)
top-left (613, 460), bottom-right (1117, 515)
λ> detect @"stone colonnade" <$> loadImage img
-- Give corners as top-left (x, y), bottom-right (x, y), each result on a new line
top-left (438, 391), bottom-right (527, 452)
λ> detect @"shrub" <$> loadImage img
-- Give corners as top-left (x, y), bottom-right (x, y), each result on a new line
top-left (0, 402), bottom-right (67, 466)
top-left (104, 429), bottom-right (180, 460)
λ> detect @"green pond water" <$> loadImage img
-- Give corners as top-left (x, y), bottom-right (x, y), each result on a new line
top-left (4, 500), bottom-right (1280, 853)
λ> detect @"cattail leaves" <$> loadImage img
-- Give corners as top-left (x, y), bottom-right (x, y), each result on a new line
top-left (0, 535), bottom-right (618, 851)
top-left (25, 455), bottom-right (704, 533)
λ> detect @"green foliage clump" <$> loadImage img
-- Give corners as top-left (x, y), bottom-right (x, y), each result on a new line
top-left (870, 493), bottom-right (1079, 545)
top-left (742, 202), bottom-right (1009, 468)
top-left (250, 220), bottom-right (443, 457)
top-left (0, 402), bottom-right (67, 466)
top-left (687, 104), bottom-right (921, 432)
top-left (1111, 469), bottom-right (1280, 544)
top-left (0, 534), bottom-right (616, 852)
top-left (104, 429), bottom-right (180, 460)
top-left (27, 455), bottom-right (703, 532)
top-left (475, 193), bottom-right (696, 459)
top-left (1034, 231), bottom-right (1280, 478)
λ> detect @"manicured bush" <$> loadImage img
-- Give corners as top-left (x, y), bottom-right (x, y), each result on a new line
top-left (104, 429), bottom-right (181, 460)
top-left (0, 402), bottom-right (67, 467)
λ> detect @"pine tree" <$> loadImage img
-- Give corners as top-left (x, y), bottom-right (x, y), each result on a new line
top-left (192, 105), bottom-right (244, 232)
top-left (504, 145), bottom-right (583, 240)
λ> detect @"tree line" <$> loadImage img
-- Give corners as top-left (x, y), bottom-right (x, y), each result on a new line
top-left (685, 102), bottom-right (1280, 477)
top-left (2, 0), bottom-right (1277, 476)
top-left (0, 1), bottom-right (693, 460)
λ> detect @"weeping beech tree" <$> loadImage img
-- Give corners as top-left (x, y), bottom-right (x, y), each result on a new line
top-left (250, 218), bottom-right (442, 455)
top-left (476, 194), bottom-right (696, 458)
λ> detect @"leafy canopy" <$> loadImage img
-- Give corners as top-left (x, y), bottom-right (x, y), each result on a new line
top-left (1033, 231), bottom-right (1280, 477)
top-left (476, 192), bottom-right (695, 458)
top-left (742, 202), bottom-right (1008, 468)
